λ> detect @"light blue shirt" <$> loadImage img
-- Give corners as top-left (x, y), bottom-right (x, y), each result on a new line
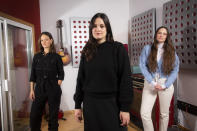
top-left (139, 44), bottom-right (179, 88)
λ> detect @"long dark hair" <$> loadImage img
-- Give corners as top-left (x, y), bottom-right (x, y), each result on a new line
top-left (38, 31), bottom-right (56, 53)
top-left (147, 26), bottom-right (175, 75)
top-left (82, 13), bottom-right (114, 61)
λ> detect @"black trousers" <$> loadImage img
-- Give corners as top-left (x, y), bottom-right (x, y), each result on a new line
top-left (30, 83), bottom-right (62, 131)
top-left (83, 94), bottom-right (128, 131)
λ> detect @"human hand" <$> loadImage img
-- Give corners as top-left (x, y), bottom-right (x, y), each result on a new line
top-left (58, 80), bottom-right (62, 86)
top-left (29, 90), bottom-right (35, 101)
top-left (74, 109), bottom-right (83, 123)
top-left (120, 111), bottom-right (130, 126)
top-left (154, 84), bottom-right (163, 91)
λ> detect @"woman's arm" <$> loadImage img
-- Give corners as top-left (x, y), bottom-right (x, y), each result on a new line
top-left (116, 43), bottom-right (133, 112)
top-left (116, 43), bottom-right (133, 127)
top-left (29, 55), bottom-right (37, 101)
top-left (30, 55), bottom-right (37, 82)
top-left (139, 45), bottom-right (154, 83)
top-left (56, 54), bottom-right (65, 81)
top-left (29, 82), bottom-right (35, 101)
top-left (73, 56), bottom-right (85, 109)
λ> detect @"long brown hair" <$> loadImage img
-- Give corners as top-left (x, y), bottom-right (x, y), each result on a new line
top-left (38, 32), bottom-right (56, 53)
top-left (147, 26), bottom-right (175, 75)
top-left (82, 13), bottom-right (114, 61)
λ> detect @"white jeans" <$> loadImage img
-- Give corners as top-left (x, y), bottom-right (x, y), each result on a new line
top-left (140, 78), bottom-right (174, 131)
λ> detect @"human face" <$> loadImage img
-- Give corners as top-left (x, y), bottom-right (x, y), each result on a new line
top-left (156, 28), bottom-right (168, 43)
top-left (40, 34), bottom-right (53, 50)
top-left (92, 17), bottom-right (107, 44)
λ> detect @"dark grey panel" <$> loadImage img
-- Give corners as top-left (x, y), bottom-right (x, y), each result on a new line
top-left (163, 0), bottom-right (197, 69)
top-left (130, 8), bottom-right (156, 66)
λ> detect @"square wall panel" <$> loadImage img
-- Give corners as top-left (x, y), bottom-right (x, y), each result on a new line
top-left (163, 0), bottom-right (197, 69)
top-left (70, 17), bottom-right (90, 68)
top-left (130, 8), bottom-right (156, 66)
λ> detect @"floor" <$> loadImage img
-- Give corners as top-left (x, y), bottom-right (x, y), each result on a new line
top-left (13, 110), bottom-right (186, 131)
top-left (41, 110), bottom-right (141, 131)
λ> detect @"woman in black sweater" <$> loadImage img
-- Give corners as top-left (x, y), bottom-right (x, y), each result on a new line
top-left (74, 13), bottom-right (133, 131)
top-left (29, 32), bottom-right (64, 131)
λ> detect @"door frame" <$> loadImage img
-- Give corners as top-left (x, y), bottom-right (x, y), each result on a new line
top-left (0, 14), bottom-right (35, 131)
top-left (0, 19), bottom-right (9, 131)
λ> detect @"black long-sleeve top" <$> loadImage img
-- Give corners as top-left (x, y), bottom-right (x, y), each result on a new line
top-left (74, 41), bottom-right (133, 112)
top-left (30, 52), bottom-right (64, 84)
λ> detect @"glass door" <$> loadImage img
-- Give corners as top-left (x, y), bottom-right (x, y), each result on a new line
top-left (0, 18), bottom-right (34, 131)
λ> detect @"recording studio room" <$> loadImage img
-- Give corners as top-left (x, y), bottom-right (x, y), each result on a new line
top-left (0, 0), bottom-right (196, 131)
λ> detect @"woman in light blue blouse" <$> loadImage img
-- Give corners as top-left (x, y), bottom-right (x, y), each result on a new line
top-left (139, 26), bottom-right (179, 131)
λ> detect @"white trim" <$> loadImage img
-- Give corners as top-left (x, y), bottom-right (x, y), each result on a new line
top-left (0, 20), bottom-right (9, 131)
top-left (0, 16), bottom-right (32, 31)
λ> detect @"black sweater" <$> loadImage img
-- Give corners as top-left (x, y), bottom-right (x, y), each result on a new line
top-left (74, 41), bottom-right (133, 112)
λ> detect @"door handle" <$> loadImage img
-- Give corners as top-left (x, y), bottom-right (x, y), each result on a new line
top-left (4, 80), bottom-right (9, 92)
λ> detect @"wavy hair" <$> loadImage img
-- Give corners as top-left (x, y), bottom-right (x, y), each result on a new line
top-left (82, 13), bottom-right (114, 61)
top-left (147, 26), bottom-right (175, 75)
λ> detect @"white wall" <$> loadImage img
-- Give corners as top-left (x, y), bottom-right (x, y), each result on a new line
top-left (39, 0), bottom-right (130, 111)
top-left (130, 0), bottom-right (197, 130)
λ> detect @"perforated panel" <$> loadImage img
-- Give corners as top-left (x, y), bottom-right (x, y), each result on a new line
top-left (163, 0), bottom-right (197, 69)
top-left (130, 8), bottom-right (156, 66)
top-left (70, 17), bottom-right (91, 68)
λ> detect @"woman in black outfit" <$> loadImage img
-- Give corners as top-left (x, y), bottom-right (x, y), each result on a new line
top-left (74, 13), bottom-right (133, 131)
top-left (29, 32), bottom-right (64, 131)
